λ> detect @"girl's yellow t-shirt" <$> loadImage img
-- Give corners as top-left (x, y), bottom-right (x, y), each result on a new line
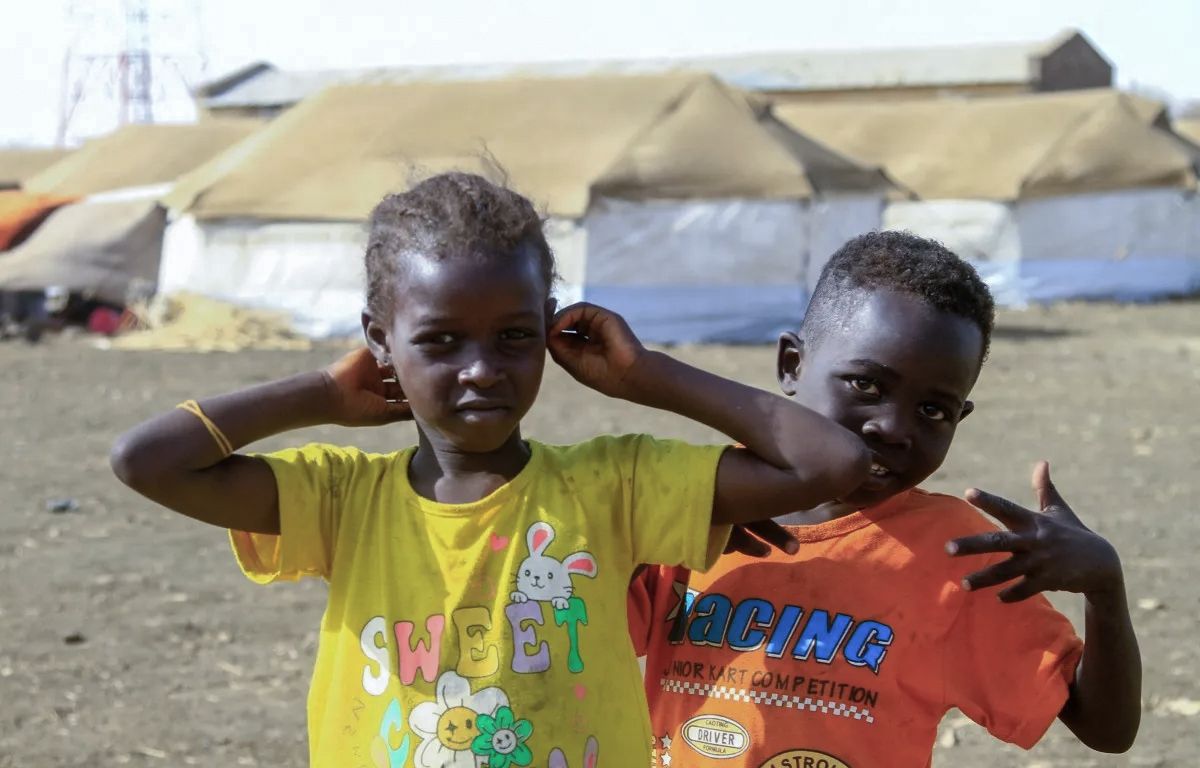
top-left (230, 434), bottom-right (728, 768)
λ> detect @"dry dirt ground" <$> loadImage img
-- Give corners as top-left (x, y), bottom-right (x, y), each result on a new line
top-left (1, 301), bottom-right (1197, 767)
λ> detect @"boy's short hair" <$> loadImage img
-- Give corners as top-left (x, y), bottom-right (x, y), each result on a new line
top-left (801, 231), bottom-right (995, 359)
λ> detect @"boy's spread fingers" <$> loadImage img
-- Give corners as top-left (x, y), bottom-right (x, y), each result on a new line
top-left (1032, 461), bottom-right (1068, 511)
top-left (946, 530), bottom-right (1029, 556)
top-left (965, 488), bottom-right (1034, 528)
top-left (963, 555), bottom-right (1028, 591)
top-left (997, 577), bottom-right (1042, 603)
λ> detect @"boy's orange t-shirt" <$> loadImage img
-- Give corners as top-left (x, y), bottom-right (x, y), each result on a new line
top-left (630, 488), bottom-right (1084, 768)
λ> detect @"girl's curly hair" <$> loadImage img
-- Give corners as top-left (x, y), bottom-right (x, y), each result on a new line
top-left (365, 172), bottom-right (557, 321)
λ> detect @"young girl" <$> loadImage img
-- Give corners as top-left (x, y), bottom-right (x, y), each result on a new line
top-left (111, 173), bottom-right (868, 768)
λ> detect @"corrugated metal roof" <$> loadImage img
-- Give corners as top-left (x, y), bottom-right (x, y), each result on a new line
top-left (201, 32), bottom-right (1085, 110)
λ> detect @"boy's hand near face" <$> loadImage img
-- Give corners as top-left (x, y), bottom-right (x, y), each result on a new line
top-left (946, 462), bottom-right (1122, 601)
top-left (946, 461), bottom-right (1141, 753)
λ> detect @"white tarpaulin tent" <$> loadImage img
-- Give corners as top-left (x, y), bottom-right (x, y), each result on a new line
top-left (0, 190), bottom-right (165, 304)
top-left (777, 90), bottom-right (1200, 304)
top-left (160, 74), bottom-right (890, 340)
top-left (0, 121), bottom-right (261, 304)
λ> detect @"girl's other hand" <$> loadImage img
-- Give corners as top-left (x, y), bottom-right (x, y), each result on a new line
top-left (547, 303), bottom-right (648, 399)
top-left (321, 348), bottom-right (413, 426)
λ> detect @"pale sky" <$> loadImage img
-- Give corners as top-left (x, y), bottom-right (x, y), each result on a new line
top-left (1, 0), bottom-right (1197, 146)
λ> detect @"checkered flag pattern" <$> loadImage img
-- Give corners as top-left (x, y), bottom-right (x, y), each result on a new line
top-left (659, 676), bottom-right (875, 724)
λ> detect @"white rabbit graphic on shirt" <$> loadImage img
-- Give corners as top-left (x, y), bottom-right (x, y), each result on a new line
top-left (509, 521), bottom-right (598, 610)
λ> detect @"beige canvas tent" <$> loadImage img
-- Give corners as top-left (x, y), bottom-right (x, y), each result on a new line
top-left (24, 120), bottom-right (261, 198)
top-left (1176, 118), bottom-right (1200, 147)
top-left (776, 90), bottom-right (1200, 303)
top-left (0, 148), bottom-right (73, 190)
top-left (0, 120), bottom-right (263, 304)
top-left (161, 74), bottom-right (891, 340)
top-left (0, 197), bottom-right (164, 304)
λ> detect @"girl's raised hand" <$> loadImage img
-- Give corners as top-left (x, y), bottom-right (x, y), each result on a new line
top-left (547, 303), bottom-right (648, 399)
top-left (321, 348), bottom-right (413, 426)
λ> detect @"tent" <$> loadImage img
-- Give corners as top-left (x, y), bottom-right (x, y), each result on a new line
top-left (0, 193), bottom-right (165, 305)
top-left (0, 192), bottom-right (76, 250)
top-left (0, 120), bottom-right (262, 303)
top-left (776, 90), bottom-right (1200, 303)
top-left (23, 120), bottom-right (261, 198)
top-left (0, 148), bottom-right (73, 190)
top-left (1176, 118), bottom-right (1200, 147)
top-left (161, 74), bottom-right (890, 340)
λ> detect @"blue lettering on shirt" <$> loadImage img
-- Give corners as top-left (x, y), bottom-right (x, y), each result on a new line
top-left (667, 582), bottom-right (894, 675)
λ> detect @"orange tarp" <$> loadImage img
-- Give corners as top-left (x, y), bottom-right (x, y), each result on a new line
top-left (0, 191), bottom-right (77, 250)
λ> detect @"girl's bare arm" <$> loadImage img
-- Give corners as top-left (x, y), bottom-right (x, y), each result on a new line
top-left (110, 350), bottom-right (410, 534)
top-left (548, 304), bottom-right (870, 525)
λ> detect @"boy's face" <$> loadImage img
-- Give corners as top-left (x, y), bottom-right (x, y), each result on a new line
top-left (365, 247), bottom-right (553, 453)
top-left (778, 288), bottom-right (983, 509)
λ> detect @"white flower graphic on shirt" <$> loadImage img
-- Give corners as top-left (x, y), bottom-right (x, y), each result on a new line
top-left (410, 671), bottom-right (509, 768)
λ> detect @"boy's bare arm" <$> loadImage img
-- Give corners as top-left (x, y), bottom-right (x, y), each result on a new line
top-left (110, 350), bottom-right (411, 534)
top-left (548, 303), bottom-right (870, 524)
top-left (947, 462), bottom-right (1141, 753)
top-left (1057, 586), bottom-right (1140, 752)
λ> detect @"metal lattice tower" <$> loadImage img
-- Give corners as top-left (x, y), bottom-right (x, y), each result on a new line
top-left (57, 0), bottom-right (207, 146)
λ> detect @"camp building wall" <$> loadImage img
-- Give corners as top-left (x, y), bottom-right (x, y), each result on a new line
top-left (885, 190), bottom-right (1200, 305)
top-left (160, 74), bottom-right (889, 341)
top-left (580, 194), bottom-right (881, 343)
top-left (1037, 32), bottom-right (1113, 92)
top-left (160, 192), bottom-right (885, 342)
top-left (159, 215), bottom-right (595, 339)
top-left (778, 91), bottom-right (1200, 304)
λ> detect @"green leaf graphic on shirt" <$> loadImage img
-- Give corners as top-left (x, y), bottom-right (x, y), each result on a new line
top-left (553, 596), bottom-right (588, 673)
top-left (471, 705), bottom-right (533, 767)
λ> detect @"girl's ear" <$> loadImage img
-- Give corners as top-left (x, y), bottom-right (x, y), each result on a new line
top-left (544, 297), bottom-right (559, 332)
top-left (362, 311), bottom-right (391, 365)
top-left (777, 331), bottom-right (805, 396)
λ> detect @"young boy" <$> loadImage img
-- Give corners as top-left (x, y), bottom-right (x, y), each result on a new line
top-left (629, 232), bottom-right (1141, 767)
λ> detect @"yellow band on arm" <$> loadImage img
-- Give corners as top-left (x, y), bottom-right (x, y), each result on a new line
top-left (177, 399), bottom-right (234, 456)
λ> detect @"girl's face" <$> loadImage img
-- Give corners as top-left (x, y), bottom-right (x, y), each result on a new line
top-left (366, 247), bottom-right (553, 453)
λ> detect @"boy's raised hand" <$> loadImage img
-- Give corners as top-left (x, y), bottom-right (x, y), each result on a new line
top-left (946, 462), bottom-right (1123, 602)
top-left (547, 303), bottom-right (648, 399)
top-left (322, 348), bottom-right (413, 427)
